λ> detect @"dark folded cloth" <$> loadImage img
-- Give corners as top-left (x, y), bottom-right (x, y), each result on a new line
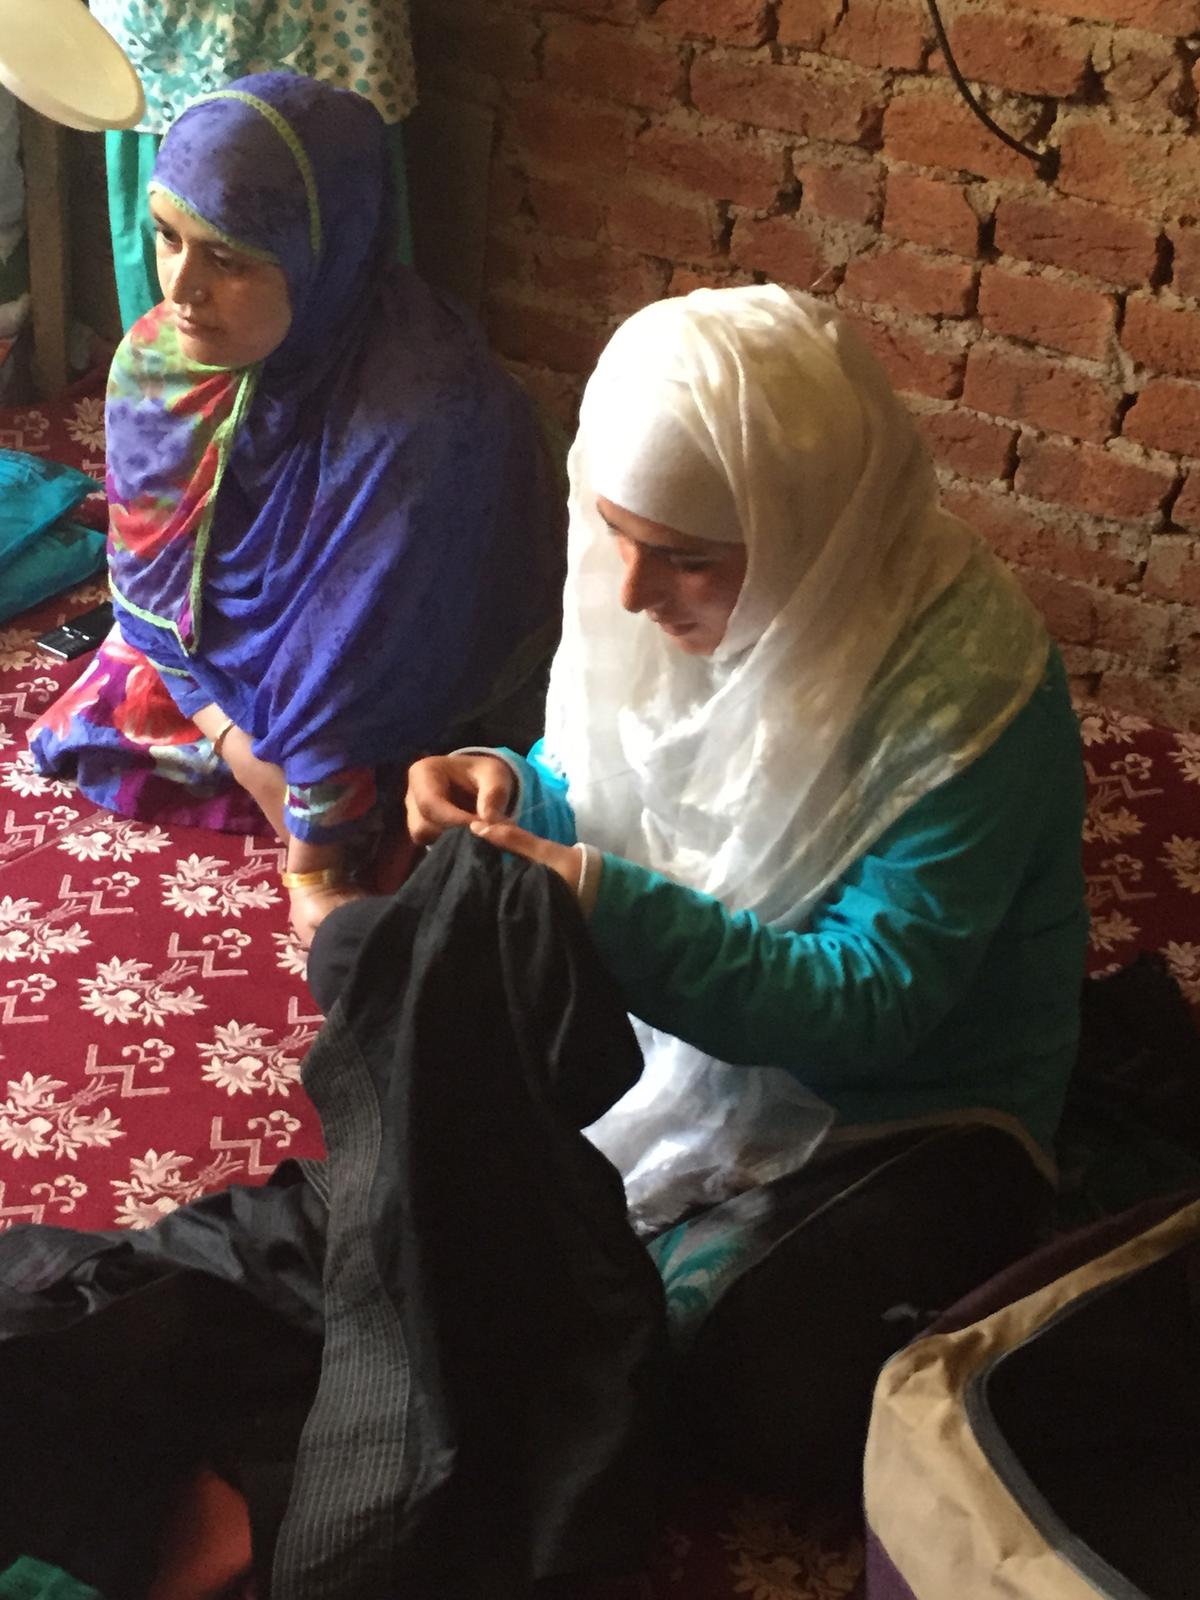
top-left (0, 833), bottom-right (666, 1600)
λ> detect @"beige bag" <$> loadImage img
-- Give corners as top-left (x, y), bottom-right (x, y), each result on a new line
top-left (864, 1193), bottom-right (1200, 1600)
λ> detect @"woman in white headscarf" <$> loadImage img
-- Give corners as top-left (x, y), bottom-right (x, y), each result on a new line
top-left (400, 285), bottom-right (1088, 1490)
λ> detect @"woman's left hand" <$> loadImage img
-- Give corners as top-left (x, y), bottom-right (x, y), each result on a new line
top-left (469, 820), bottom-right (582, 894)
top-left (288, 883), bottom-right (369, 949)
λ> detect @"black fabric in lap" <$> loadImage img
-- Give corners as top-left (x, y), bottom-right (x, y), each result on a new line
top-left (275, 831), bottom-right (667, 1599)
top-left (0, 833), bottom-right (666, 1598)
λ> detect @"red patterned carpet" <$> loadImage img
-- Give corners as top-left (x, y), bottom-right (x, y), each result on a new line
top-left (0, 626), bottom-right (326, 1229)
top-left (1079, 708), bottom-right (1200, 998)
top-left (2, 384), bottom-right (1199, 1598)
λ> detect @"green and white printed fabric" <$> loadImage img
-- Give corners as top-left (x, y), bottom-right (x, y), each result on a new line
top-left (89, 0), bottom-right (415, 133)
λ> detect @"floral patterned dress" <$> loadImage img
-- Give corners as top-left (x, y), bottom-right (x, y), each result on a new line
top-left (90, 0), bottom-right (415, 133)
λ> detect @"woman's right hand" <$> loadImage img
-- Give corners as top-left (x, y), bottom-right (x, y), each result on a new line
top-left (405, 754), bottom-right (515, 846)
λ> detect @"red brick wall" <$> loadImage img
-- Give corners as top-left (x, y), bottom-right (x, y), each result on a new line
top-left (415, 0), bottom-right (1200, 728)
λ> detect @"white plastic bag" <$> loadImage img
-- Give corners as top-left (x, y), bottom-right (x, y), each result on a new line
top-left (584, 1023), bottom-right (834, 1237)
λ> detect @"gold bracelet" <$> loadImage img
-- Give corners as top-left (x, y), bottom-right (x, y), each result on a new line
top-left (280, 867), bottom-right (344, 891)
top-left (211, 717), bottom-right (236, 760)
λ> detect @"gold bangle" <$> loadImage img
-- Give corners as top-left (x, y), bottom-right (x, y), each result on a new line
top-left (280, 867), bottom-right (344, 891)
top-left (212, 717), bottom-right (236, 760)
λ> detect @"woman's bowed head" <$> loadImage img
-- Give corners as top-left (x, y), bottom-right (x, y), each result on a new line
top-left (599, 499), bottom-right (747, 657)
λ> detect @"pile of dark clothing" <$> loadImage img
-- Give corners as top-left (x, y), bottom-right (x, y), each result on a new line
top-left (0, 834), bottom-right (667, 1600)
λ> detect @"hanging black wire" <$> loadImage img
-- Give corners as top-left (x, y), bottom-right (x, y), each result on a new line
top-left (923, 0), bottom-right (1045, 165)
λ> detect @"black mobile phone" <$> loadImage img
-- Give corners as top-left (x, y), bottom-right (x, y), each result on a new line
top-left (35, 601), bottom-right (115, 662)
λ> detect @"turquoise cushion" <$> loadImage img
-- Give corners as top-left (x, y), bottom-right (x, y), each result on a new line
top-left (0, 448), bottom-right (104, 624)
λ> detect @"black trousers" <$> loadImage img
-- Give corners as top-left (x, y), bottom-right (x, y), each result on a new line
top-left (681, 1120), bottom-right (1052, 1499)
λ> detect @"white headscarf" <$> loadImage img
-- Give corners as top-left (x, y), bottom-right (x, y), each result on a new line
top-left (545, 285), bottom-right (1048, 927)
top-left (551, 286), bottom-right (1049, 1234)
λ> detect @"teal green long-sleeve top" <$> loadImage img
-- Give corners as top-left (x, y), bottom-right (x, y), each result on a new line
top-left (501, 649), bottom-right (1088, 1153)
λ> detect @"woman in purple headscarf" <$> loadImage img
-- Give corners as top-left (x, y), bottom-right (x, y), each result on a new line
top-left (29, 73), bottom-right (563, 944)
